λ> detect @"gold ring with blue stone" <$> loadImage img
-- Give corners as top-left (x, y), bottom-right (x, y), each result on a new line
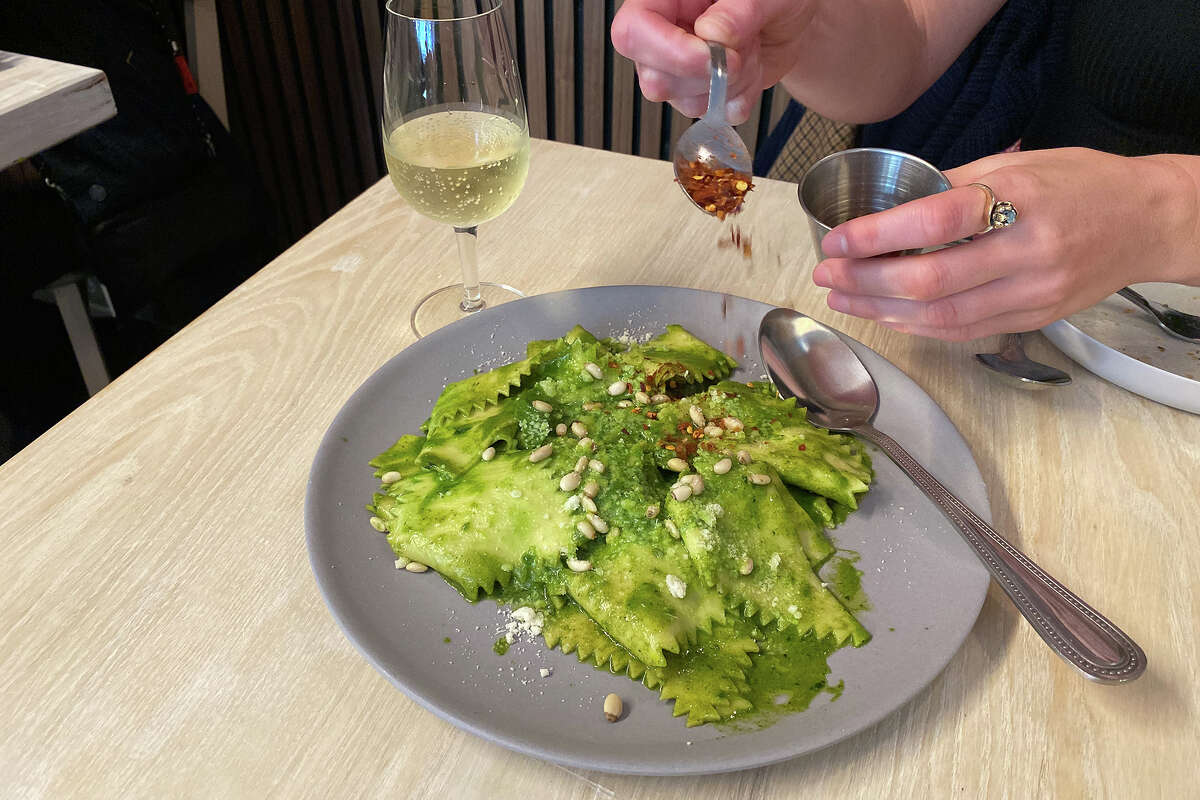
top-left (969, 182), bottom-right (1018, 234)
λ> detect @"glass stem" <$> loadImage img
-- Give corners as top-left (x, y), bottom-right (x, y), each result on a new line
top-left (454, 225), bottom-right (484, 312)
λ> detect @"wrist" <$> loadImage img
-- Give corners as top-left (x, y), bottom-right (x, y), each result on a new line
top-left (1140, 154), bottom-right (1200, 285)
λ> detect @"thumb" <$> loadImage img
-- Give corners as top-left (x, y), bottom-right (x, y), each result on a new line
top-left (693, 0), bottom-right (766, 50)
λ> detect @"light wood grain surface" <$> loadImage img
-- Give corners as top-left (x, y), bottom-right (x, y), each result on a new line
top-left (0, 51), bottom-right (116, 169)
top-left (2, 139), bottom-right (1196, 799)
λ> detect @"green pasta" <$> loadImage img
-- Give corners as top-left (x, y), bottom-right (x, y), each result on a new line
top-left (367, 325), bottom-right (873, 727)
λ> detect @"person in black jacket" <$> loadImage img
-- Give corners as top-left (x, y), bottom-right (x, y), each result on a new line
top-left (611, 0), bottom-right (1200, 341)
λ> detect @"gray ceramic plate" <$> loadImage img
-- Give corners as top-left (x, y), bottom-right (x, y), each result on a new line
top-left (305, 286), bottom-right (991, 776)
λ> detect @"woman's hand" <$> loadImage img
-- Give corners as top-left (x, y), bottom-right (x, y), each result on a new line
top-left (813, 148), bottom-right (1200, 341)
top-left (610, 1), bottom-right (1005, 125)
top-left (610, 0), bottom-right (811, 123)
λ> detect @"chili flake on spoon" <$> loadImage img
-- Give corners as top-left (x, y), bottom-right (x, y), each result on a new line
top-left (676, 158), bottom-right (754, 220)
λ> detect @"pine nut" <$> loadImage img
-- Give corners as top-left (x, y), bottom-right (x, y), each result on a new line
top-left (688, 405), bottom-right (706, 427)
top-left (650, 394), bottom-right (670, 404)
top-left (608, 380), bottom-right (628, 396)
top-left (736, 450), bottom-right (752, 464)
top-left (666, 457), bottom-right (689, 472)
top-left (588, 459), bottom-right (605, 473)
top-left (584, 362), bottom-right (604, 380)
top-left (685, 474), bottom-right (705, 495)
top-left (616, 400), bottom-right (632, 408)
top-left (582, 401), bottom-right (603, 411)
top-left (704, 425), bottom-right (724, 438)
top-left (646, 503), bottom-right (660, 519)
top-left (739, 557), bottom-right (754, 575)
top-left (586, 513), bottom-right (609, 533)
top-left (576, 520), bottom-right (596, 540)
top-left (724, 417), bottom-right (744, 432)
top-left (571, 421), bottom-right (588, 438)
top-left (532, 400), bottom-right (553, 412)
top-left (555, 423), bottom-right (567, 436)
top-left (577, 437), bottom-right (595, 451)
top-left (713, 457), bottom-right (732, 475)
top-left (560, 471), bottom-right (582, 492)
top-left (665, 574), bottom-right (687, 599)
top-left (567, 558), bottom-right (593, 572)
top-left (748, 473), bottom-right (771, 485)
top-left (529, 444), bottom-right (554, 463)
top-left (574, 456), bottom-right (590, 473)
top-left (481, 446), bottom-right (496, 462)
top-left (581, 496), bottom-right (597, 513)
top-left (671, 484), bottom-right (693, 502)
top-left (380, 471), bottom-right (402, 485)
top-left (582, 481), bottom-right (600, 498)
top-left (405, 562), bottom-right (428, 573)
top-left (635, 391), bottom-right (650, 405)
top-left (603, 693), bottom-right (622, 722)
top-left (369, 516), bottom-right (386, 532)
top-left (665, 520), bottom-right (679, 538)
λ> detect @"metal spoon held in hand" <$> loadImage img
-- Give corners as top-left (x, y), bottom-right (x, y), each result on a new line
top-left (759, 307), bottom-right (1146, 683)
top-left (672, 42), bottom-right (753, 213)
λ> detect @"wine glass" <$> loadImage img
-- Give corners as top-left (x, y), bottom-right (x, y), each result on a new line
top-left (382, 0), bottom-right (530, 337)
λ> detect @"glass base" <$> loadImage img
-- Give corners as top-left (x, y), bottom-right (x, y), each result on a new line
top-left (410, 282), bottom-right (525, 338)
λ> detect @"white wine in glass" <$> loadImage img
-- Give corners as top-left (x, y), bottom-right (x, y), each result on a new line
top-left (382, 0), bottom-right (530, 337)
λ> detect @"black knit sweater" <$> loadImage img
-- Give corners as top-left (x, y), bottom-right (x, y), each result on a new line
top-left (809, 0), bottom-right (1200, 172)
top-left (1022, 0), bottom-right (1200, 156)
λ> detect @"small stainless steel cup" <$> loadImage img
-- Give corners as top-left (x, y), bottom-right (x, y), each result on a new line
top-left (797, 147), bottom-right (951, 257)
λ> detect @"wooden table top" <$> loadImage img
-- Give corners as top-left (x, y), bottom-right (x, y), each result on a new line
top-left (2, 139), bottom-right (1196, 798)
top-left (0, 50), bottom-right (116, 170)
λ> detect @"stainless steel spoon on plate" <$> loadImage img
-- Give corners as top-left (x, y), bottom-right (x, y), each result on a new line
top-left (1117, 287), bottom-right (1200, 342)
top-left (758, 307), bottom-right (1145, 683)
top-left (671, 42), bottom-right (753, 212)
top-left (975, 332), bottom-right (1072, 387)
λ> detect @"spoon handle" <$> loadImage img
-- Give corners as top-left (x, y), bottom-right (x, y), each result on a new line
top-left (1116, 287), bottom-right (1156, 316)
top-left (702, 43), bottom-right (728, 125)
top-left (858, 423), bottom-right (1146, 683)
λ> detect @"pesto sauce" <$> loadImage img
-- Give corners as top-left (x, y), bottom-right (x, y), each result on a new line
top-left (824, 550), bottom-right (870, 613)
top-left (493, 637), bottom-right (510, 655)
top-left (718, 627), bottom-right (841, 731)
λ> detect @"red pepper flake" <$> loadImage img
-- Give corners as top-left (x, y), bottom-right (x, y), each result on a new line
top-left (718, 225), bottom-right (752, 260)
top-left (646, 411), bottom-right (658, 419)
top-left (676, 159), bottom-right (754, 219)
top-left (798, 443), bottom-right (806, 451)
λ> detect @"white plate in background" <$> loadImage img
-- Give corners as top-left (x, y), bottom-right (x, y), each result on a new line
top-left (1042, 282), bottom-right (1200, 414)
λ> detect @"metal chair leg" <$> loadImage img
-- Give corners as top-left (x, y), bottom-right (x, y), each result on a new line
top-left (48, 278), bottom-right (111, 396)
